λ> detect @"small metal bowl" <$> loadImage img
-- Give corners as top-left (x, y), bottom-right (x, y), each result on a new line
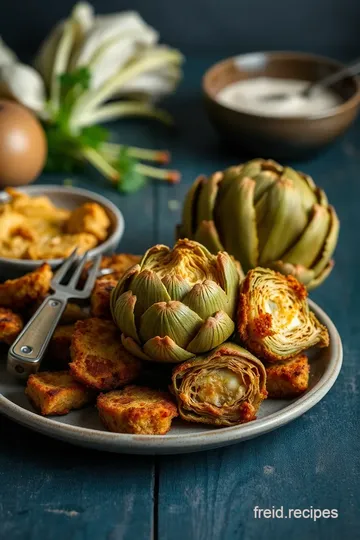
top-left (203, 51), bottom-right (360, 160)
top-left (0, 185), bottom-right (125, 279)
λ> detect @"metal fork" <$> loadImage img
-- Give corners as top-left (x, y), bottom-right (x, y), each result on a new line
top-left (7, 249), bottom-right (101, 379)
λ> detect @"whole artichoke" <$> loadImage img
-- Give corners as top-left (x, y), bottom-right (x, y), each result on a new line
top-left (111, 239), bottom-right (240, 363)
top-left (178, 159), bottom-right (339, 290)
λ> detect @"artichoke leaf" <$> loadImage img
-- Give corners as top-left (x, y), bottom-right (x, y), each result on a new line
top-left (110, 264), bottom-right (141, 316)
top-left (282, 204), bottom-right (330, 268)
top-left (130, 269), bottom-right (171, 316)
top-left (121, 334), bottom-right (152, 361)
top-left (216, 251), bottom-right (242, 315)
top-left (268, 261), bottom-right (315, 286)
top-left (182, 279), bottom-right (231, 318)
top-left (257, 178), bottom-right (307, 265)
top-left (217, 176), bottom-right (258, 270)
top-left (282, 167), bottom-right (317, 213)
top-left (113, 291), bottom-right (140, 343)
top-left (187, 311), bottom-right (235, 354)
top-left (307, 261), bottom-right (334, 291)
top-left (312, 205), bottom-right (340, 276)
top-left (161, 274), bottom-right (191, 301)
top-left (194, 220), bottom-right (224, 254)
top-left (143, 336), bottom-right (195, 363)
top-left (197, 171), bottom-right (222, 222)
top-left (139, 301), bottom-right (203, 349)
top-left (181, 175), bottom-right (205, 237)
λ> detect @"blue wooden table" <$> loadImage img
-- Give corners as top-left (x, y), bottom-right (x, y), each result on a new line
top-left (0, 57), bottom-right (359, 540)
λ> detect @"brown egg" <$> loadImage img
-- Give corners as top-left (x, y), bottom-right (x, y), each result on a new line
top-left (0, 100), bottom-right (47, 187)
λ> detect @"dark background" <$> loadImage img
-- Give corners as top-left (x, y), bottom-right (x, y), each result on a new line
top-left (1, 0), bottom-right (360, 60)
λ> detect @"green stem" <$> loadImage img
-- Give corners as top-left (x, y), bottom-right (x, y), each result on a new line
top-left (136, 163), bottom-right (180, 183)
top-left (76, 101), bottom-right (173, 128)
top-left (50, 20), bottom-right (76, 112)
top-left (101, 142), bottom-right (170, 164)
top-left (81, 146), bottom-right (120, 181)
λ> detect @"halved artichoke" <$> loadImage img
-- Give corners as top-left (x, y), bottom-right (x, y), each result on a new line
top-left (111, 239), bottom-right (240, 363)
top-left (171, 342), bottom-right (267, 426)
top-left (238, 267), bottom-right (329, 362)
top-left (178, 159), bottom-right (340, 290)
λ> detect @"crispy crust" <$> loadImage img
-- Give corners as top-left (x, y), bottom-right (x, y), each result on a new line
top-left (65, 202), bottom-right (110, 242)
top-left (97, 385), bottom-right (178, 435)
top-left (82, 253), bottom-right (141, 283)
top-left (0, 307), bottom-right (23, 344)
top-left (237, 268), bottom-right (329, 362)
top-left (25, 371), bottom-right (93, 416)
top-left (90, 279), bottom-right (117, 319)
top-left (266, 355), bottom-right (310, 398)
top-left (60, 303), bottom-right (89, 324)
top-left (47, 325), bottom-right (75, 366)
top-left (0, 263), bottom-right (52, 310)
top-left (70, 318), bottom-right (142, 390)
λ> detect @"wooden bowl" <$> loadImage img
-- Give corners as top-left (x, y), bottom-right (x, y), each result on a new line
top-left (203, 52), bottom-right (360, 159)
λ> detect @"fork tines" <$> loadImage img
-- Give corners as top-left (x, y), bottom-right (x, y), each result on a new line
top-left (51, 249), bottom-right (101, 299)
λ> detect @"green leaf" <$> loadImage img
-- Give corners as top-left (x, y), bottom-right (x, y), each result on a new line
top-left (59, 67), bottom-right (91, 93)
top-left (115, 147), bottom-right (147, 193)
top-left (78, 125), bottom-right (109, 150)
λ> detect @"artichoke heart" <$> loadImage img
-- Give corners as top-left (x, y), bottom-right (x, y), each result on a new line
top-left (111, 239), bottom-right (240, 363)
top-left (238, 267), bottom-right (329, 362)
top-left (178, 158), bottom-right (340, 290)
top-left (171, 343), bottom-right (267, 426)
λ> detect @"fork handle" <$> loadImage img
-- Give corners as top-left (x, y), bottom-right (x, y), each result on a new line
top-left (7, 295), bottom-right (67, 379)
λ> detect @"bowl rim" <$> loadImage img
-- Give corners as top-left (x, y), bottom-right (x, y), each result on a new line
top-left (0, 184), bottom-right (125, 266)
top-left (202, 50), bottom-right (360, 121)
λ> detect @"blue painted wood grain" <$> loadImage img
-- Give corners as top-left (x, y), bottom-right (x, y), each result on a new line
top-left (0, 57), bottom-right (359, 539)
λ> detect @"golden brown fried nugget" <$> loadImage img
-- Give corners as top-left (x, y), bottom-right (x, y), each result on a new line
top-left (65, 202), bottom-right (110, 241)
top-left (48, 325), bottom-right (75, 366)
top-left (70, 318), bottom-right (142, 390)
top-left (27, 233), bottom-right (97, 260)
top-left (0, 307), bottom-right (23, 344)
top-left (82, 253), bottom-right (141, 283)
top-left (0, 263), bottom-right (52, 310)
top-left (266, 355), bottom-right (310, 399)
top-left (25, 371), bottom-right (93, 416)
top-left (60, 303), bottom-right (89, 324)
top-left (90, 279), bottom-right (117, 319)
top-left (97, 385), bottom-right (178, 435)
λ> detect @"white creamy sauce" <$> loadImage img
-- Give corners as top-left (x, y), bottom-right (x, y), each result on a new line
top-left (217, 77), bottom-right (341, 117)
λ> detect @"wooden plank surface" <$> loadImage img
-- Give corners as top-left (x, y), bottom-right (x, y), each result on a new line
top-left (0, 416), bottom-right (155, 540)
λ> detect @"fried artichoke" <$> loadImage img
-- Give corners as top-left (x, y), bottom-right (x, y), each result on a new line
top-left (178, 158), bottom-right (339, 290)
top-left (171, 343), bottom-right (267, 426)
top-left (111, 239), bottom-right (240, 363)
top-left (238, 267), bottom-right (329, 362)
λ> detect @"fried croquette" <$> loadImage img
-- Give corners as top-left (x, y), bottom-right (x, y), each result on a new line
top-left (90, 279), bottom-right (117, 319)
top-left (266, 354), bottom-right (310, 398)
top-left (69, 318), bottom-right (142, 390)
top-left (65, 202), bottom-right (110, 241)
top-left (48, 325), bottom-right (75, 366)
top-left (97, 385), bottom-right (178, 435)
top-left (25, 371), bottom-right (93, 416)
top-left (27, 233), bottom-right (97, 260)
top-left (60, 303), bottom-right (89, 324)
top-left (0, 263), bottom-right (52, 310)
top-left (82, 253), bottom-right (141, 283)
top-left (0, 307), bottom-right (23, 344)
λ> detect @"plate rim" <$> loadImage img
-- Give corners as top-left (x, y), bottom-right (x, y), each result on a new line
top-left (0, 299), bottom-right (343, 454)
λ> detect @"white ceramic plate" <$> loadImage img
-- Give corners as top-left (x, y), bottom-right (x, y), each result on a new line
top-left (0, 300), bottom-right (342, 454)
